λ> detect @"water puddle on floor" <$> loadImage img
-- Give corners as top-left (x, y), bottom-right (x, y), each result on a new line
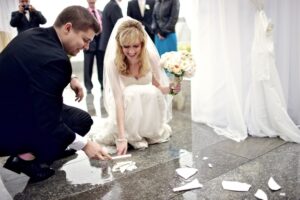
top-left (59, 152), bottom-right (113, 185)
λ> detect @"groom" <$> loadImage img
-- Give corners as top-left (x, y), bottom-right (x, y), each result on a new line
top-left (0, 6), bottom-right (111, 183)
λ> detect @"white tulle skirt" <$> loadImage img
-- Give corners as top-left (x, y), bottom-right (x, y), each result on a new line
top-left (89, 84), bottom-right (171, 149)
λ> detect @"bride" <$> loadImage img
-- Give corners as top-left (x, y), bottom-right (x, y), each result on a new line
top-left (89, 18), bottom-right (180, 155)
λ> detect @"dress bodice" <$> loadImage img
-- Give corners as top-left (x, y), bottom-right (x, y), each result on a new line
top-left (120, 70), bottom-right (152, 87)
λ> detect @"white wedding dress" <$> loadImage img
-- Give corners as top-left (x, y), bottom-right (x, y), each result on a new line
top-left (245, 9), bottom-right (300, 143)
top-left (89, 17), bottom-right (173, 149)
top-left (89, 70), bottom-right (172, 149)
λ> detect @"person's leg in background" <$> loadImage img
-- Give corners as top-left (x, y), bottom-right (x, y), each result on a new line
top-left (96, 50), bottom-right (105, 92)
top-left (83, 51), bottom-right (95, 94)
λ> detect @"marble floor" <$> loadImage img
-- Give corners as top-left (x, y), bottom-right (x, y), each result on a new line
top-left (1, 61), bottom-right (300, 200)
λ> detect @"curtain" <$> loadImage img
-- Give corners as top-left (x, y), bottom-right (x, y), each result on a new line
top-left (0, 0), bottom-right (17, 51)
top-left (188, 0), bottom-right (300, 141)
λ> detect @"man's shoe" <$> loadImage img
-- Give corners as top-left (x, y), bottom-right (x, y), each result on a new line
top-left (3, 156), bottom-right (55, 183)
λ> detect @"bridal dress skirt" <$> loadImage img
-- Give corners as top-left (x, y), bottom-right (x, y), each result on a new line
top-left (89, 84), bottom-right (172, 149)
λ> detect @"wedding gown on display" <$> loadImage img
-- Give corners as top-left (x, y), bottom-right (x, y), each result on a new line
top-left (89, 17), bottom-right (172, 149)
top-left (245, 9), bottom-right (300, 143)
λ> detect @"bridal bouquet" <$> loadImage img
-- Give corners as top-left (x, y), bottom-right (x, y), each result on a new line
top-left (160, 50), bottom-right (196, 95)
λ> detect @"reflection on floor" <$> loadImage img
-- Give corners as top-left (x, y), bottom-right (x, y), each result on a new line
top-left (1, 61), bottom-right (300, 200)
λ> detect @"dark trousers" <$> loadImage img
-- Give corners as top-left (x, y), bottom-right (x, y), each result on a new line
top-left (83, 50), bottom-right (104, 91)
top-left (0, 104), bottom-right (93, 163)
top-left (61, 104), bottom-right (93, 137)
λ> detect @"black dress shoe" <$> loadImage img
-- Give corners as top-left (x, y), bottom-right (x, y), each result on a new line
top-left (3, 156), bottom-right (55, 183)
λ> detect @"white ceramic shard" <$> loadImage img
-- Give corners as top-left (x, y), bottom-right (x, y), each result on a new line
top-left (173, 179), bottom-right (203, 192)
top-left (202, 157), bottom-right (208, 160)
top-left (208, 163), bottom-right (213, 168)
top-left (112, 161), bottom-right (137, 173)
top-left (221, 181), bottom-right (251, 192)
top-left (123, 163), bottom-right (137, 172)
top-left (279, 193), bottom-right (286, 196)
top-left (267, 177), bottom-right (281, 191)
top-left (176, 168), bottom-right (198, 179)
top-left (254, 189), bottom-right (268, 200)
top-left (111, 154), bottom-right (132, 160)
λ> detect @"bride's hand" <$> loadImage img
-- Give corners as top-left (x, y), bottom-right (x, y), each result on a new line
top-left (116, 139), bottom-right (128, 155)
top-left (169, 82), bottom-right (181, 94)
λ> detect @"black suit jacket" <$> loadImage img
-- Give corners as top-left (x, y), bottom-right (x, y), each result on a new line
top-left (10, 10), bottom-right (47, 34)
top-left (127, 0), bottom-right (155, 40)
top-left (85, 9), bottom-right (102, 52)
top-left (0, 27), bottom-right (75, 160)
top-left (99, 0), bottom-right (123, 51)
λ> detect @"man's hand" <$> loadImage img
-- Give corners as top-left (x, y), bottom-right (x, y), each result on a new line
top-left (29, 5), bottom-right (36, 12)
top-left (170, 82), bottom-right (181, 94)
top-left (18, 4), bottom-right (25, 13)
top-left (82, 141), bottom-right (112, 160)
top-left (70, 76), bottom-right (84, 102)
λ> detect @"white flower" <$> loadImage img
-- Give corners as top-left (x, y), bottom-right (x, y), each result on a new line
top-left (145, 4), bottom-right (150, 10)
top-left (160, 51), bottom-right (196, 78)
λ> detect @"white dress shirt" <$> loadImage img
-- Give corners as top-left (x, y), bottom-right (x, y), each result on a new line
top-left (138, 0), bottom-right (146, 17)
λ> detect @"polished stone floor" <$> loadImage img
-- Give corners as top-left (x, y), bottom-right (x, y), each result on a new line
top-left (1, 61), bottom-right (300, 200)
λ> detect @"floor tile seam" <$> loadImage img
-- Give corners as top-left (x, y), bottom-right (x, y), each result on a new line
top-left (171, 193), bottom-right (207, 200)
top-left (201, 146), bottom-right (295, 184)
top-left (171, 127), bottom-right (193, 135)
top-left (199, 158), bottom-right (250, 183)
top-left (223, 141), bottom-right (288, 160)
top-left (197, 146), bottom-right (298, 185)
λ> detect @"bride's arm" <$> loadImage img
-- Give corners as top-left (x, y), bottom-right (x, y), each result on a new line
top-left (106, 59), bottom-right (128, 155)
top-left (152, 76), bottom-right (170, 94)
top-left (147, 37), bottom-right (180, 95)
top-left (115, 98), bottom-right (128, 155)
top-left (153, 76), bottom-right (181, 95)
top-left (115, 99), bottom-right (126, 140)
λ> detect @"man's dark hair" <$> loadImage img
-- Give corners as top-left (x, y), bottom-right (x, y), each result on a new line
top-left (54, 5), bottom-right (100, 34)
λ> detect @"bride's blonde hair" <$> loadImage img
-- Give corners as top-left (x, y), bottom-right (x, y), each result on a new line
top-left (115, 19), bottom-right (150, 76)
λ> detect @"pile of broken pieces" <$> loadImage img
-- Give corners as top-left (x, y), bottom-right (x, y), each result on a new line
top-left (109, 154), bottom-right (286, 199)
top-left (172, 156), bottom-right (285, 200)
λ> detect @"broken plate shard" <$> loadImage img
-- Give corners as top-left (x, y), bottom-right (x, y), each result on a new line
top-left (173, 179), bottom-right (203, 192)
top-left (111, 154), bottom-right (132, 160)
top-left (202, 157), bottom-right (208, 160)
top-left (112, 161), bottom-right (137, 173)
top-left (268, 177), bottom-right (281, 191)
top-left (176, 168), bottom-right (198, 179)
top-left (254, 189), bottom-right (268, 200)
top-left (222, 181), bottom-right (251, 191)
top-left (208, 163), bottom-right (213, 168)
